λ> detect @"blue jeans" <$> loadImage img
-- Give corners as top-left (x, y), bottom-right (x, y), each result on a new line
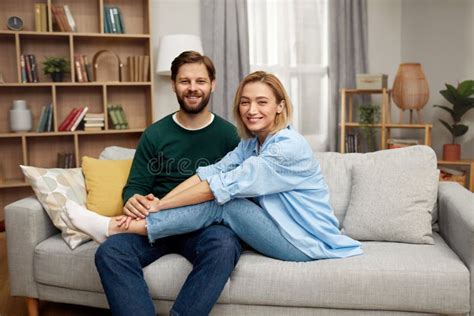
top-left (147, 198), bottom-right (312, 262)
top-left (95, 225), bottom-right (241, 316)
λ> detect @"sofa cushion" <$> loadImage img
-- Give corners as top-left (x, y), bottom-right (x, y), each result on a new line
top-left (34, 233), bottom-right (469, 314)
top-left (82, 156), bottom-right (133, 217)
top-left (342, 146), bottom-right (439, 244)
top-left (315, 152), bottom-right (362, 225)
top-left (20, 165), bottom-right (91, 249)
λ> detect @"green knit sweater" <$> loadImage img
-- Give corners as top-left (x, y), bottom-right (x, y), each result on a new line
top-left (123, 113), bottom-right (239, 202)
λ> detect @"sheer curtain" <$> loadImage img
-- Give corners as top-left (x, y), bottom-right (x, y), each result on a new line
top-left (247, 0), bottom-right (329, 151)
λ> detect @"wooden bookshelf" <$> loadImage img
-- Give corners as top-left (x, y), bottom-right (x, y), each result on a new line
top-left (0, 0), bottom-right (153, 217)
top-left (339, 89), bottom-right (432, 153)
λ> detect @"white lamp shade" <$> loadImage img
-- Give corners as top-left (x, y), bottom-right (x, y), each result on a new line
top-left (156, 34), bottom-right (204, 75)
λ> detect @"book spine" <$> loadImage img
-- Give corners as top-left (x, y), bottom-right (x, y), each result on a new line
top-left (83, 55), bottom-right (94, 82)
top-left (46, 104), bottom-right (53, 132)
top-left (58, 108), bottom-right (77, 131)
top-left (143, 55), bottom-right (150, 81)
top-left (20, 55), bottom-right (27, 83)
top-left (64, 108), bottom-right (82, 131)
top-left (29, 55), bottom-right (38, 83)
top-left (79, 55), bottom-right (88, 82)
top-left (74, 55), bottom-right (83, 82)
top-left (116, 7), bottom-right (125, 33)
top-left (70, 106), bottom-right (88, 131)
top-left (107, 105), bottom-right (119, 129)
top-left (24, 55), bottom-right (32, 83)
top-left (36, 105), bottom-right (46, 132)
top-left (117, 105), bottom-right (128, 129)
top-left (63, 5), bottom-right (77, 32)
top-left (34, 3), bottom-right (42, 32)
top-left (109, 7), bottom-right (117, 33)
top-left (40, 4), bottom-right (48, 32)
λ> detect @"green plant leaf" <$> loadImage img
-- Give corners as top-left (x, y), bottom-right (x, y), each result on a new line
top-left (433, 104), bottom-right (454, 116)
top-left (453, 124), bottom-right (468, 137)
top-left (438, 119), bottom-right (454, 136)
top-left (458, 80), bottom-right (474, 97)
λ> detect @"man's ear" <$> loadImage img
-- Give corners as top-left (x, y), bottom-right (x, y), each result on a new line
top-left (171, 81), bottom-right (176, 93)
top-left (211, 80), bottom-right (216, 93)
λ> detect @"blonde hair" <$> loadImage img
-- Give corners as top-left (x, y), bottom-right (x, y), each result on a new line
top-left (232, 71), bottom-right (293, 139)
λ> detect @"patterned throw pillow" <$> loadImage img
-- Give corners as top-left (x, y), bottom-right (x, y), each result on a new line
top-left (20, 165), bottom-right (91, 249)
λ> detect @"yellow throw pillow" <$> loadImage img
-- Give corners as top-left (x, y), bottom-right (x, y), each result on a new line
top-left (82, 156), bottom-right (132, 217)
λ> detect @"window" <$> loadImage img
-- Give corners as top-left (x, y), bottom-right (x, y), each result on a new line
top-left (247, 0), bottom-right (329, 150)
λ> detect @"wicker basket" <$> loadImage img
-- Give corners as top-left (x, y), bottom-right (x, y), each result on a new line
top-left (439, 171), bottom-right (466, 187)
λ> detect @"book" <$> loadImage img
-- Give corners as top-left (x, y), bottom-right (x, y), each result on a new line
top-left (40, 3), bottom-right (48, 32)
top-left (34, 3), bottom-right (42, 32)
top-left (20, 55), bottom-right (27, 83)
top-left (24, 54), bottom-right (32, 83)
top-left (58, 108), bottom-right (77, 131)
top-left (29, 55), bottom-right (38, 82)
top-left (143, 55), bottom-right (150, 81)
top-left (107, 105), bottom-right (120, 129)
top-left (74, 55), bottom-right (84, 82)
top-left (36, 105), bottom-right (47, 132)
top-left (46, 104), bottom-right (53, 131)
top-left (70, 106), bottom-right (89, 131)
top-left (108, 7), bottom-right (117, 33)
top-left (83, 55), bottom-right (93, 82)
top-left (63, 5), bottom-right (77, 32)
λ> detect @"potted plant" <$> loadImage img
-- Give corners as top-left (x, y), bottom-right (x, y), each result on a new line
top-left (358, 104), bottom-right (380, 152)
top-left (42, 57), bottom-right (70, 82)
top-left (433, 80), bottom-right (474, 161)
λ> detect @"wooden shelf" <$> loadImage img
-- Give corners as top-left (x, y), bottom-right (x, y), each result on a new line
top-left (0, 0), bottom-right (153, 214)
top-left (339, 88), bottom-right (432, 153)
top-left (438, 160), bottom-right (474, 192)
top-left (0, 179), bottom-right (29, 189)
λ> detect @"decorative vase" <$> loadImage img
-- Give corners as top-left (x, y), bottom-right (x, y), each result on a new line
top-left (392, 63), bottom-right (429, 123)
top-left (9, 100), bottom-right (32, 132)
top-left (443, 144), bottom-right (461, 161)
top-left (51, 72), bottom-right (64, 82)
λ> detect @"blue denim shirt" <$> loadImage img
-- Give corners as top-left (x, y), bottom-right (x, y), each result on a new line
top-left (197, 126), bottom-right (363, 259)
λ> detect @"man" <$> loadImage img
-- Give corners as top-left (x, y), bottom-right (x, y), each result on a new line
top-left (95, 51), bottom-right (241, 316)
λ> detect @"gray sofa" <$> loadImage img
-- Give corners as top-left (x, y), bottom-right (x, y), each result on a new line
top-left (5, 147), bottom-right (474, 315)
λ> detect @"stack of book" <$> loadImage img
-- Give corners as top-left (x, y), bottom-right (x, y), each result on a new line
top-left (107, 104), bottom-right (129, 129)
top-left (128, 56), bottom-right (150, 82)
top-left (20, 54), bottom-right (39, 83)
top-left (84, 113), bottom-right (105, 131)
top-left (51, 4), bottom-right (77, 32)
top-left (387, 138), bottom-right (419, 149)
top-left (439, 166), bottom-right (466, 187)
top-left (36, 104), bottom-right (54, 132)
top-left (58, 107), bottom-right (89, 131)
top-left (57, 152), bottom-right (75, 168)
top-left (34, 3), bottom-right (48, 32)
top-left (74, 54), bottom-right (93, 82)
top-left (345, 134), bottom-right (359, 153)
top-left (104, 6), bottom-right (125, 33)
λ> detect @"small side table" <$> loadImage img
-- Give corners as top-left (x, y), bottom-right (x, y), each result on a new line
top-left (437, 160), bottom-right (474, 192)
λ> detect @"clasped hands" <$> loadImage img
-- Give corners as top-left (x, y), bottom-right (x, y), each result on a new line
top-left (116, 193), bottom-right (160, 229)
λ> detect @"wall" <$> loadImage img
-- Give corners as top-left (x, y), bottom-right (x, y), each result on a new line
top-left (151, 0), bottom-right (201, 120)
top-left (367, 0), bottom-right (474, 159)
top-left (151, 0), bottom-right (474, 158)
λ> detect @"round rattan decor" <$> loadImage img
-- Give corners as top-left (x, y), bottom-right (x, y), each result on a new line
top-left (392, 63), bottom-right (429, 111)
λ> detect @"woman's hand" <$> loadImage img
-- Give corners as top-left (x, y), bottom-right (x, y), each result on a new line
top-left (123, 193), bottom-right (156, 219)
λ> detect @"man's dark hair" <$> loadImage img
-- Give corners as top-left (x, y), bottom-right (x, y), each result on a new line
top-left (170, 51), bottom-right (216, 82)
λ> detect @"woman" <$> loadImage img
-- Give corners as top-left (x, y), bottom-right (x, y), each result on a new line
top-left (64, 71), bottom-right (363, 261)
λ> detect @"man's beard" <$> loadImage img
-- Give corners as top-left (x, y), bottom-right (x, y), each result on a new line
top-left (177, 92), bottom-right (211, 114)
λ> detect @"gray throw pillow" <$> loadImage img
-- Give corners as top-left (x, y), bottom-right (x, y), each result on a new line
top-left (342, 146), bottom-right (439, 244)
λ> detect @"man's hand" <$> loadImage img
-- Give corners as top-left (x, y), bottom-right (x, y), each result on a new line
top-left (123, 193), bottom-right (156, 219)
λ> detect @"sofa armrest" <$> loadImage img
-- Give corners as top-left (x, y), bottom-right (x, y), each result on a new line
top-left (437, 182), bottom-right (474, 315)
top-left (5, 196), bottom-right (58, 298)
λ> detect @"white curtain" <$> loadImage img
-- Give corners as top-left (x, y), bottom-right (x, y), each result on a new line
top-left (247, 0), bottom-right (329, 151)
